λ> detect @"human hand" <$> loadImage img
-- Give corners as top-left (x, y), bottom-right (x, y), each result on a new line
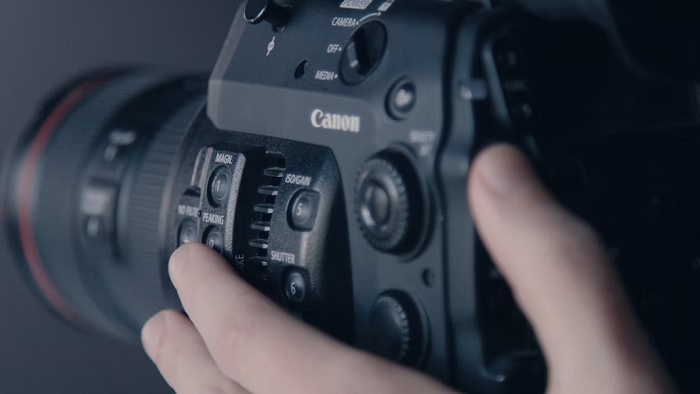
top-left (140, 246), bottom-right (455, 394)
top-left (142, 144), bottom-right (675, 394)
top-left (468, 144), bottom-right (675, 394)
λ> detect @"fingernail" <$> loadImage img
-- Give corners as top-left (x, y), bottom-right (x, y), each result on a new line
top-left (142, 312), bottom-right (167, 361)
top-left (474, 144), bottom-right (537, 196)
top-left (169, 243), bottom-right (193, 287)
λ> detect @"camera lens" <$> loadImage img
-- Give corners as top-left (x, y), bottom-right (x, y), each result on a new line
top-left (3, 71), bottom-right (207, 340)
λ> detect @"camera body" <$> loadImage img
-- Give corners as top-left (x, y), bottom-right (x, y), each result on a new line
top-left (190, 1), bottom-right (700, 390)
top-left (6, 1), bottom-right (700, 392)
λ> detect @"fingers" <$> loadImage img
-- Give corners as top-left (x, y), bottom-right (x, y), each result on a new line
top-left (142, 310), bottom-right (248, 394)
top-left (168, 243), bottom-right (454, 394)
top-left (468, 144), bottom-right (673, 392)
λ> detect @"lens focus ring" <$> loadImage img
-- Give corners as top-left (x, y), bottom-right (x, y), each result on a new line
top-left (125, 97), bottom-right (203, 283)
top-left (27, 73), bottom-right (179, 337)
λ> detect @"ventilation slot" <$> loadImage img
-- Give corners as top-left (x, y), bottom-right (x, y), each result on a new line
top-left (248, 153), bottom-right (286, 270)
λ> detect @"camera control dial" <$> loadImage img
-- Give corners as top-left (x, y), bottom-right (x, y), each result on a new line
top-left (369, 292), bottom-right (423, 365)
top-left (356, 152), bottom-right (422, 254)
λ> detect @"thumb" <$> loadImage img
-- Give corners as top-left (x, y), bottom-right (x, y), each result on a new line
top-left (468, 144), bottom-right (673, 393)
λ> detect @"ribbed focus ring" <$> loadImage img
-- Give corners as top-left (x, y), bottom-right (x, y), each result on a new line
top-left (34, 73), bottom-right (177, 336)
top-left (125, 97), bottom-right (204, 271)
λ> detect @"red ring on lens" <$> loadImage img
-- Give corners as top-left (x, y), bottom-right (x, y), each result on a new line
top-left (17, 76), bottom-right (109, 328)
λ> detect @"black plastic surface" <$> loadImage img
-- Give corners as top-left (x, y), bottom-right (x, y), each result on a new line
top-left (5, 1), bottom-right (700, 393)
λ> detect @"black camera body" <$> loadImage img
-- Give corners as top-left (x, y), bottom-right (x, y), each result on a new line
top-left (5, 1), bottom-right (700, 392)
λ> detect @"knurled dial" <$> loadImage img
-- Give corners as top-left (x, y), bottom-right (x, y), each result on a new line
top-left (369, 291), bottom-right (423, 365)
top-left (355, 152), bottom-right (422, 254)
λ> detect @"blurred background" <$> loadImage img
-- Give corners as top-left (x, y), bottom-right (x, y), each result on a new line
top-left (0, 1), bottom-right (239, 392)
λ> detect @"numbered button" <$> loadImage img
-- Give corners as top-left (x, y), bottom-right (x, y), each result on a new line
top-left (205, 228), bottom-right (224, 254)
top-left (284, 269), bottom-right (308, 303)
top-left (288, 190), bottom-right (320, 231)
top-left (208, 166), bottom-right (231, 206)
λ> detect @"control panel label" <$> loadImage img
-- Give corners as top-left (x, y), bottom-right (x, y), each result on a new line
top-left (285, 173), bottom-right (312, 187)
top-left (327, 44), bottom-right (343, 54)
top-left (314, 70), bottom-right (339, 81)
top-left (270, 250), bottom-right (296, 264)
top-left (311, 109), bottom-right (361, 133)
top-left (409, 130), bottom-right (437, 157)
top-left (340, 0), bottom-right (373, 10)
top-left (214, 153), bottom-right (234, 165)
top-left (177, 204), bottom-right (201, 218)
top-left (332, 17), bottom-right (359, 28)
top-left (202, 212), bottom-right (225, 225)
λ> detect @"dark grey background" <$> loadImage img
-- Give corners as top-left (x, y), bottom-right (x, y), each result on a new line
top-left (0, 1), bottom-right (239, 392)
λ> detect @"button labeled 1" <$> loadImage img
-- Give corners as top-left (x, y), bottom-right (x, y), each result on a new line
top-left (208, 166), bottom-right (231, 206)
top-left (288, 190), bottom-right (320, 231)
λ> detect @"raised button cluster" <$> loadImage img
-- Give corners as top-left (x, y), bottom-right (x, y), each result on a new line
top-left (175, 148), bottom-right (244, 254)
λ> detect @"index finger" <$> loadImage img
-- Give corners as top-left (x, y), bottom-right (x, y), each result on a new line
top-left (169, 244), bottom-right (453, 394)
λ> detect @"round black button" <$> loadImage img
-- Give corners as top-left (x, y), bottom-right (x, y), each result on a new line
top-left (284, 270), bottom-right (308, 303)
top-left (209, 167), bottom-right (230, 206)
top-left (205, 228), bottom-right (224, 254)
top-left (293, 196), bottom-right (312, 224)
top-left (387, 79), bottom-right (417, 120)
top-left (356, 153), bottom-right (423, 254)
top-left (178, 219), bottom-right (198, 247)
top-left (288, 190), bottom-right (320, 231)
top-left (369, 291), bottom-right (423, 365)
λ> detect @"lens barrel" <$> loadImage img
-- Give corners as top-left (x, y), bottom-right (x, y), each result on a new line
top-left (4, 72), bottom-right (206, 340)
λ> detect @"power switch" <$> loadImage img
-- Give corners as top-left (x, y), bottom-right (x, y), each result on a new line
top-left (340, 21), bottom-right (388, 85)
